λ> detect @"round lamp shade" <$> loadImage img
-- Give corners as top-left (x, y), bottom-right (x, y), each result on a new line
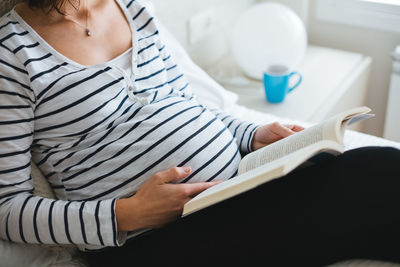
top-left (230, 3), bottom-right (307, 80)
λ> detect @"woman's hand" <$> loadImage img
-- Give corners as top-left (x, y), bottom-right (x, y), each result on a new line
top-left (116, 167), bottom-right (220, 232)
top-left (251, 122), bottom-right (304, 151)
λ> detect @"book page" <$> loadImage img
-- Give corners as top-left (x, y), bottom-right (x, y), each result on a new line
top-left (347, 114), bottom-right (374, 126)
top-left (238, 107), bottom-right (371, 175)
top-left (238, 119), bottom-right (336, 174)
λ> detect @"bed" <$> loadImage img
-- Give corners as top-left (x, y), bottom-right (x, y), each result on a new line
top-left (1, 1), bottom-right (400, 266)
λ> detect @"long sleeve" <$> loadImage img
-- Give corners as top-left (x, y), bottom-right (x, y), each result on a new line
top-left (155, 27), bottom-right (260, 154)
top-left (0, 55), bottom-right (122, 248)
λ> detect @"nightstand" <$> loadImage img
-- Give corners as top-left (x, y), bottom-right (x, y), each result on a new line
top-left (206, 45), bottom-right (372, 132)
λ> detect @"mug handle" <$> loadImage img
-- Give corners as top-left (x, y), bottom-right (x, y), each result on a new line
top-left (288, 72), bottom-right (303, 93)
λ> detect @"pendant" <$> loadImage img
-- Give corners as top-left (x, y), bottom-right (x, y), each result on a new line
top-left (86, 28), bottom-right (92, 36)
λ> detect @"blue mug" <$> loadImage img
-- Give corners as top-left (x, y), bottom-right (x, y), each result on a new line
top-left (263, 65), bottom-right (302, 103)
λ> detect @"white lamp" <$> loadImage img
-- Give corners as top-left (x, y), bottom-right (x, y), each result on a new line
top-left (230, 2), bottom-right (307, 80)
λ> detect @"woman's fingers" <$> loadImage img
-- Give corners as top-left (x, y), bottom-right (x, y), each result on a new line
top-left (284, 124), bottom-right (305, 132)
top-left (152, 166), bottom-right (192, 184)
top-left (273, 123), bottom-right (305, 138)
top-left (155, 166), bottom-right (222, 199)
top-left (271, 122), bottom-right (295, 138)
top-left (179, 181), bottom-right (222, 199)
top-left (122, 167), bottom-right (222, 231)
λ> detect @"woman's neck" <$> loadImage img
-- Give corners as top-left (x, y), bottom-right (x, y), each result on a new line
top-left (16, 0), bottom-right (108, 25)
top-left (47, 0), bottom-right (97, 23)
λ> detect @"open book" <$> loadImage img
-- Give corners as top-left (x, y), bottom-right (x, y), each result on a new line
top-left (183, 106), bottom-right (373, 216)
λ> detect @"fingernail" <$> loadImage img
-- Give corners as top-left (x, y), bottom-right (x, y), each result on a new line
top-left (183, 167), bottom-right (191, 173)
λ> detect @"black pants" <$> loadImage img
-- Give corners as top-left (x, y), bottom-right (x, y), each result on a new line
top-left (81, 147), bottom-right (400, 267)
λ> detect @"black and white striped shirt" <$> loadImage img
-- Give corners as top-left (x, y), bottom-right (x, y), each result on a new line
top-left (0, 0), bottom-right (258, 251)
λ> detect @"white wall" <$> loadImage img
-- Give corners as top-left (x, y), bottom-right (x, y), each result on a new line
top-left (307, 0), bottom-right (400, 137)
top-left (150, 0), bottom-right (255, 68)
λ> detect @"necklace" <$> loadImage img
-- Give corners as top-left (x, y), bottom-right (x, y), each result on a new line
top-left (65, 0), bottom-right (92, 37)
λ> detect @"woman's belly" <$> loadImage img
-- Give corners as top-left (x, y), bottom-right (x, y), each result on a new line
top-left (36, 96), bottom-right (242, 201)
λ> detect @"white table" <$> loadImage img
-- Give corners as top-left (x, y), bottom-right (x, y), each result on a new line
top-left (206, 45), bottom-right (372, 131)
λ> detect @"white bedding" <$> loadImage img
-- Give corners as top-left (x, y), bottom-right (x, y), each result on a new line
top-left (1, 16), bottom-right (400, 267)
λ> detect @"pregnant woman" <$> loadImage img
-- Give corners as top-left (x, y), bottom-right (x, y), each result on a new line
top-left (1, 0), bottom-right (400, 266)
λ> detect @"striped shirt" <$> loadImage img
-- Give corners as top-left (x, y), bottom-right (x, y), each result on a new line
top-left (0, 0), bottom-right (258, 251)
